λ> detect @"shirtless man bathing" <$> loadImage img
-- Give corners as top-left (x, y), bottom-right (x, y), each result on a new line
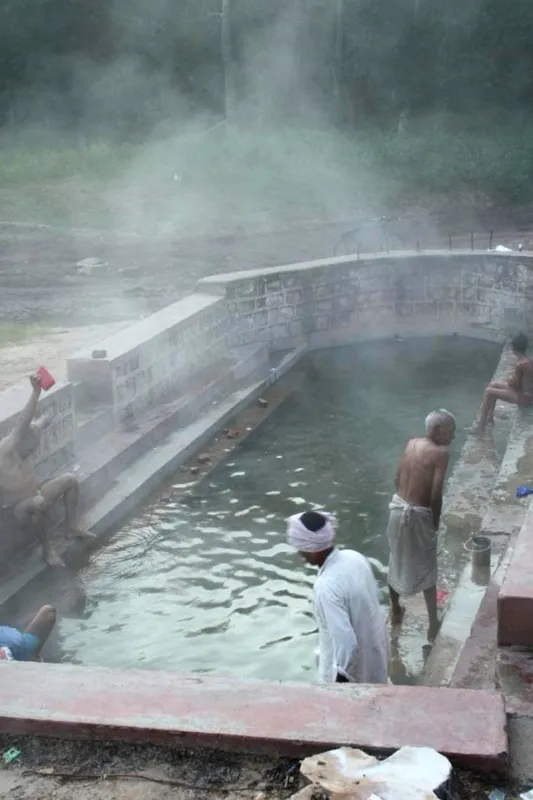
top-left (386, 409), bottom-right (455, 641)
top-left (0, 375), bottom-right (95, 566)
top-left (473, 332), bottom-right (533, 435)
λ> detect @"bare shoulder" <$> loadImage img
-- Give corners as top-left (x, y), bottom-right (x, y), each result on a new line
top-left (432, 445), bottom-right (450, 467)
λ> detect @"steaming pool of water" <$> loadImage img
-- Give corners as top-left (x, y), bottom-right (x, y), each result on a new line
top-left (60, 337), bottom-right (499, 682)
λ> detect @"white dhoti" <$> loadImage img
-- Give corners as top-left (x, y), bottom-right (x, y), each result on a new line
top-left (386, 493), bottom-right (437, 596)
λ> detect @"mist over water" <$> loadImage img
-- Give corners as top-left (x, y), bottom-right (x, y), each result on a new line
top-left (59, 337), bottom-right (499, 683)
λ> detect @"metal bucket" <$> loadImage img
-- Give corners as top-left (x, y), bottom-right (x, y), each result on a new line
top-left (464, 534), bottom-right (491, 568)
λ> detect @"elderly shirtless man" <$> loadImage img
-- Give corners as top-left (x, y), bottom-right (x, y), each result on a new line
top-left (0, 375), bottom-right (95, 567)
top-left (386, 409), bottom-right (456, 641)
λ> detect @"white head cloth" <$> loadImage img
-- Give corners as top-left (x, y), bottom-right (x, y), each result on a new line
top-left (287, 511), bottom-right (337, 552)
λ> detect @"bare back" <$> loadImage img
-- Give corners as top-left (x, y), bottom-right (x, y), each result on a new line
top-left (396, 438), bottom-right (449, 515)
top-left (0, 433), bottom-right (38, 506)
top-left (513, 355), bottom-right (533, 396)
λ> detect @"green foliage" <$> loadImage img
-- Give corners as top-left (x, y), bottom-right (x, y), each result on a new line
top-left (1, 0), bottom-right (533, 207)
top-left (1, 121), bottom-right (533, 233)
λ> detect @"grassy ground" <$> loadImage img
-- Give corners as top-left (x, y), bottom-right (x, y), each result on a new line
top-left (0, 117), bottom-right (531, 234)
top-left (0, 323), bottom-right (46, 347)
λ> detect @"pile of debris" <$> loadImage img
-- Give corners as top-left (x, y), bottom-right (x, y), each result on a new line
top-left (288, 745), bottom-right (454, 800)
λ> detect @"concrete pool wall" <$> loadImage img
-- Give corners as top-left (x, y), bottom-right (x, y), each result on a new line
top-left (1, 248), bottom-right (533, 771)
top-left (199, 249), bottom-right (533, 349)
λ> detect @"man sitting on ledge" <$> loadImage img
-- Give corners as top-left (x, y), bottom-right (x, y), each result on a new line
top-left (472, 332), bottom-right (533, 435)
top-left (0, 375), bottom-right (95, 567)
top-left (0, 605), bottom-right (56, 661)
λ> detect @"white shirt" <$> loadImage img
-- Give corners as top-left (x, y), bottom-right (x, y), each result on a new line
top-left (314, 548), bottom-right (389, 684)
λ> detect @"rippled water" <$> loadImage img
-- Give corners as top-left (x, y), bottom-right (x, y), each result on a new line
top-left (61, 337), bottom-right (499, 682)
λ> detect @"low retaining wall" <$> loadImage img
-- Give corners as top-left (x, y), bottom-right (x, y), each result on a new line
top-left (67, 293), bottom-right (231, 420)
top-left (199, 250), bottom-right (533, 350)
top-left (0, 663), bottom-right (508, 772)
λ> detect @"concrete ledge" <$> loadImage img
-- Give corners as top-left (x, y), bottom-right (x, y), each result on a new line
top-left (198, 248), bottom-right (533, 286)
top-left (483, 409), bottom-right (533, 539)
top-left (421, 346), bottom-right (509, 686)
top-left (0, 663), bottom-right (508, 772)
top-left (199, 249), bottom-right (533, 353)
top-left (498, 504), bottom-right (533, 646)
top-left (447, 548), bottom-right (511, 691)
top-left (67, 293), bottom-right (230, 419)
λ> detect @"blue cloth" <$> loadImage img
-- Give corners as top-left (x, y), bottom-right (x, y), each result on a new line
top-left (0, 626), bottom-right (39, 661)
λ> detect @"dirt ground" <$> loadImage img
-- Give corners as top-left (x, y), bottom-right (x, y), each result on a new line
top-left (0, 196), bottom-right (532, 327)
top-left (0, 736), bottom-right (501, 800)
top-left (0, 738), bottom-right (301, 800)
top-left (0, 322), bottom-right (132, 388)
top-left (0, 195), bottom-right (530, 385)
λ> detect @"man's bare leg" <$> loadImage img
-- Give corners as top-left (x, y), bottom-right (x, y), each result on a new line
top-left (424, 586), bottom-right (440, 641)
top-left (24, 605), bottom-right (56, 659)
top-left (40, 474), bottom-right (96, 541)
top-left (388, 585), bottom-right (405, 624)
top-left (14, 496), bottom-right (64, 567)
top-left (474, 384), bottom-right (519, 434)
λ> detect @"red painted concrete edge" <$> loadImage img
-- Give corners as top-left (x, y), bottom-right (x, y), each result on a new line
top-left (498, 506), bottom-right (533, 646)
top-left (0, 664), bottom-right (508, 773)
top-left (498, 596), bottom-right (533, 646)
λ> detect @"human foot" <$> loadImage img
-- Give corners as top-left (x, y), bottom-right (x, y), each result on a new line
top-left (390, 605), bottom-right (405, 625)
top-left (66, 528), bottom-right (97, 542)
top-left (467, 422), bottom-right (489, 437)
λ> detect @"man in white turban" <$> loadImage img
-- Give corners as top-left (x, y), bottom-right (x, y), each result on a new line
top-left (287, 510), bottom-right (389, 684)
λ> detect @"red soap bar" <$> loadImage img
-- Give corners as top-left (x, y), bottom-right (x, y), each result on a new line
top-left (36, 366), bottom-right (56, 391)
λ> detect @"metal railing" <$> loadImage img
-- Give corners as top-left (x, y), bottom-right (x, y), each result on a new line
top-left (332, 215), bottom-right (529, 257)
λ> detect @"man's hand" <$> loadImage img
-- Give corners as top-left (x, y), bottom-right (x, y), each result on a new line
top-left (29, 375), bottom-right (42, 394)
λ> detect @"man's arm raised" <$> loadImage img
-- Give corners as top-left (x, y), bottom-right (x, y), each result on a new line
top-left (11, 376), bottom-right (41, 446)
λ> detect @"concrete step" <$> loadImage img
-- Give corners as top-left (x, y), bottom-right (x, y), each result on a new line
top-left (230, 343), bottom-right (270, 386)
top-left (0, 663), bottom-right (508, 773)
top-left (422, 347), bottom-right (511, 685)
top-left (73, 403), bottom-right (115, 453)
top-left (425, 355), bottom-right (533, 682)
top-left (489, 404), bottom-right (533, 647)
top-left (483, 406), bottom-right (533, 540)
top-left (438, 345), bottom-right (514, 542)
top-left (76, 364), bottom-right (236, 510)
top-left (424, 425), bottom-right (532, 682)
